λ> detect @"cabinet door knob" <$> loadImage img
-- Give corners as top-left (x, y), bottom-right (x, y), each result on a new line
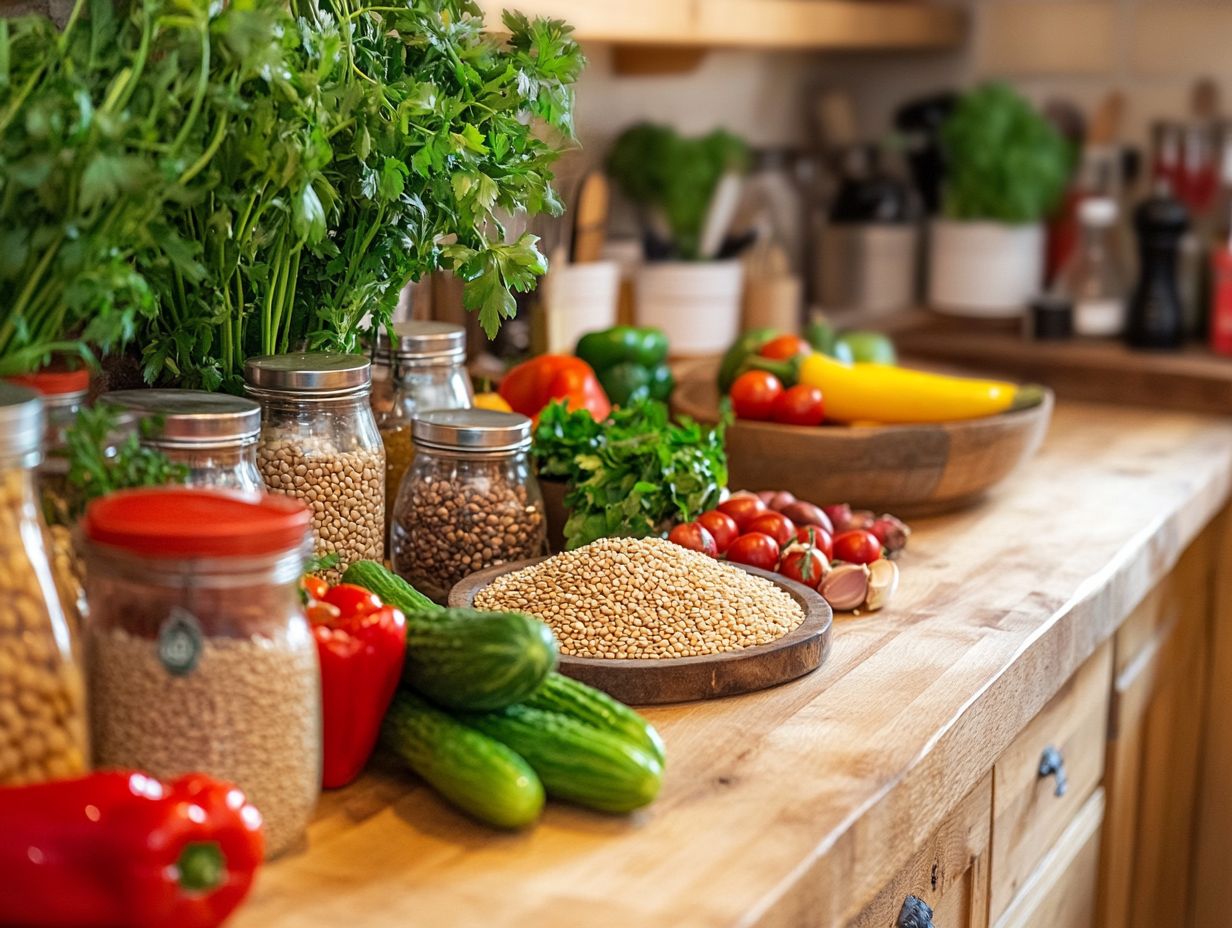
top-left (896, 895), bottom-right (935, 928)
top-left (1038, 745), bottom-right (1068, 797)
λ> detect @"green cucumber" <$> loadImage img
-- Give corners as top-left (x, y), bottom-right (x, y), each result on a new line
top-left (342, 560), bottom-right (440, 615)
top-left (404, 609), bottom-right (558, 711)
top-left (382, 693), bottom-right (544, 829)
top-left (524, 673), bottom-right (666, 766)
top-left (460, 705), bottom-right (663, 814)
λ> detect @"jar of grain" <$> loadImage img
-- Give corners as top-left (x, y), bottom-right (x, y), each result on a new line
top-left (0, 383), bottom-right (89, 786)
top-left (245, 353), bottom-right (385, 581)
top-left (81, 488), bottom-right (320, 858)
top-left (391, 409), bottom-right (546, 602)
top-left (100, 389), bottom-right (263, 493)
top-left (370, 322), bottom-right (474, 540)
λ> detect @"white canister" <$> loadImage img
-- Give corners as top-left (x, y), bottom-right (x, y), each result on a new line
top-left (634, 260), bottom-right (744, 356)
top-left (540, 261), bottom-right (621, 354)
top-left (928, 220), bottom-right (1044, 317)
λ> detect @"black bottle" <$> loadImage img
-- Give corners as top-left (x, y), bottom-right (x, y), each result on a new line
top-left (1126, 190), bottom-right (1190, 349)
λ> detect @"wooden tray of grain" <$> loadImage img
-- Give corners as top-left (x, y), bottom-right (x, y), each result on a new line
top-left (449, 539), bottom-right (832, 705)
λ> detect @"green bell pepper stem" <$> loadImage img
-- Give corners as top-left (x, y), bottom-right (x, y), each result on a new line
top-left (717, 327), bottom-right (779, 394)
top-left (739, 355), bottom-right (801, 388)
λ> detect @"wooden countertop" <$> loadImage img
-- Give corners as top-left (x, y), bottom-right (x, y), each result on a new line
top-left (236, 402), bottom-right (1232, 928)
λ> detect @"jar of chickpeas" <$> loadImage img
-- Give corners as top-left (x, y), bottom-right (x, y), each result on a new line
top-left (0, 383), bottom-right (88, 785)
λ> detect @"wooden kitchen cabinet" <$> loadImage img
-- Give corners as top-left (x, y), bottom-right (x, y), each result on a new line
top-left (1098, 527), bottom-right (1213, 928)
top-left (475, 0), bottom-right (964, 51)
top-left (847, 774), bottom-right (991, 928)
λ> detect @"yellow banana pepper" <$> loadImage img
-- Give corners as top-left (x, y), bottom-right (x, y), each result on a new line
top-left (473, 392), bottom-right (513, 412)
top-left (748, 354), bottom-right (1042, 424)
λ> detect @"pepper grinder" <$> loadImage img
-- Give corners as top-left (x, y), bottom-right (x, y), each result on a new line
top-left (1126, 189), bottom-right (1190, 349)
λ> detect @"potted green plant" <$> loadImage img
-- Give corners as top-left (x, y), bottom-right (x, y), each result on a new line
top-left (0, 0), bottom-right (582, 388)
top-left (606, 123), bottom-right (750, 355)
top-left (929, 82), bottom-right (1072, 316)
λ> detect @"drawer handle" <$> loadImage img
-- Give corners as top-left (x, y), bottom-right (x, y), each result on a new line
top-left (896, 895), bottom-right (935, 928)
top-left (1038, 745), bottom-right (1068, 797)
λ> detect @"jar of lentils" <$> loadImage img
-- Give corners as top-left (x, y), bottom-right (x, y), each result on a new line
top-left (0, 383), bottom-right (89, 786)
top-left (245, 353), bottom-right (385, 582)
top-left (370, 322), bottom-right (474, 538)
top-left (391, 409), bottom-right (546, 602)
top-left (100, 389), bottom-right (264, 493)
top-left (81, 488), bottom-right (320, 858)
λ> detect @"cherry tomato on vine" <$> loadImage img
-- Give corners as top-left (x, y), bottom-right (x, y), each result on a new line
top-left (758, 334), bottom-right (811, 360)
top-left (794, 524), bottom-right (834, 561)
top-left (772, 385), bottom-right (825, 427)
top-left (779, 546), bottom-right (829, 589)
top-left (726, 532), bottom-right (781, 571)
top-left (718, 495), bottom-right (768, 531)
top-left (746, 512), bottom-right (797, 548)
top-left (832, 530), bottom-right (883, 565)
top-left (730, 371), bottom-right (783, 421)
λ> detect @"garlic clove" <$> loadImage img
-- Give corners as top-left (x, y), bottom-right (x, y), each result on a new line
top-left (864, 558), bottom-right (900, 611)
top-left (820, 562), bottom-right (870, 612)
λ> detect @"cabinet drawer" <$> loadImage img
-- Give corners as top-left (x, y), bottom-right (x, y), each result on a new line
top-left (995, 788), bottom-right (1104, 928)
top-left (989, 641), bottom-right (1112, 921)
top-left (847, 772), bottom-right (991, 928)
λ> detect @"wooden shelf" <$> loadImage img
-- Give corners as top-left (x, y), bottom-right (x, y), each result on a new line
top-left (477, 0), bottom-right (966, 51)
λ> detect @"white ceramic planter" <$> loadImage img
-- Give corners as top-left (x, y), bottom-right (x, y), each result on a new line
top-left (634, 260), bottom-right (744, 356)
top-left (928, 220), bottom-right (1044, 317)
top-left (540, 260), bottom-right (621, 354)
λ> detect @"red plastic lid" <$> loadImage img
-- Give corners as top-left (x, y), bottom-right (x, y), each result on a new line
top-left (5, 369), bottom-right (90, 396)
top-left (83, 488), bottom-right (311, 558)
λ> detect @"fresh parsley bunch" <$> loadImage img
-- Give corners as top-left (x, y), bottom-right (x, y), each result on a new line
top-left (534, 399), bottom-right (729, 550)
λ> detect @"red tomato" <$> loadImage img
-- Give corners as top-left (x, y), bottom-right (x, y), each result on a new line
top-left (668, 522), bottom-right (718, 558)
top-left (730, 371), bottom-right (783, 421)
top-left (771, 384), bottom-right (825, 427)
top-left (697, 510), bottom-right (740, 554)
top-left (301, 575), bottom-right (329, 602)
top-left (832, 530), bottom-right (883, 565)
top-left (322, 583), bottom-right (383, 617)
top-left (746, 511), bottom-right (797, 547)
top-left (718, 495), bottom-right (767, 531)
top-left (726, 532), bottom-right (781, 571)
top-left (779, 547), bottom-right (829, 589)
top-left (793, 525), bottom-right (834, 561)
top-left (758, 334), bottom-right (811, 360)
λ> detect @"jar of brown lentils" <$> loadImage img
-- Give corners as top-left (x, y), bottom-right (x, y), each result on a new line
top-left (391, 409), bottom-right (546, 603)
top-left (0, 383), bottom-right (89, 786)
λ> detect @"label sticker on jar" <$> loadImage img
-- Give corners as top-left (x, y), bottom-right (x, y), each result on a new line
top-left (158, 608), bottom-right (204, 676)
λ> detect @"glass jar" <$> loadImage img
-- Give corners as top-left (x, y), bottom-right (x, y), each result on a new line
top-left (391, 409), bottom-right (546, 603)
top-left (371, 322), bottom-right (474, 540)
top-left (245, 353), bottom-right (385, 582)
top-left (101, 389), bottom-right (264, 493)
top-left (81, 488), bottom-right (320, 859)
top-left (4, 369), bottom-right (90, 526)
top-left (0, 384), bottom-right (89, 785)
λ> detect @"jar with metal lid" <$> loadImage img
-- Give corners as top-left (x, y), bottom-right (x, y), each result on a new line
top-left (4, 370), bottom-right (90, 526)
top-left (100, 389), bottom-right (263, 493)
top-left (391, 409), bottom-right (546, 602)
top-left (370, 322), bottom-right (474, 538)
top-left (0, 383), bottom-right (89, 786)
top-left (81, 488), bottom-right (320, 859)
top-left (245, 353), bottom-right (385, 581)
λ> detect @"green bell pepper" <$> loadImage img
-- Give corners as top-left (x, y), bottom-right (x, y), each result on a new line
top-left (575, 326), bottom-right (673, 406)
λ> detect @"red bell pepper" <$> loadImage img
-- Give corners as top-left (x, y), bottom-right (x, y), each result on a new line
top-left (498, 354), bottom-right (611, 424)
top-left (0, 770), bottom-right (263, 928)
top-left (311, 583), bottom-right (407, 789)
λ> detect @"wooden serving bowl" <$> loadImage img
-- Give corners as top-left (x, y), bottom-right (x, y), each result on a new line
top-left (672, 361), bottom-right (1054, 516)
top-left (450, 559), bottom-right (832, 705)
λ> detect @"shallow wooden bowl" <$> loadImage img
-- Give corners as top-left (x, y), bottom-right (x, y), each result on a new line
top-left (450, 559), bottom-right (832, 705)
top-left (672, 362), bottom-right (1054, 516)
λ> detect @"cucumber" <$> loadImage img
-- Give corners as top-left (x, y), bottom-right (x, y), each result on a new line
top-left (381, 693), bottom-right (544, 829)
top-left (342, 560), bottom-right (440, 615)
top-left (405, 608), bottom-right (558, 711)
top-left (524, 673), bottom-right (666, 767)
top-left (460, 704), bottom-right (663, 814)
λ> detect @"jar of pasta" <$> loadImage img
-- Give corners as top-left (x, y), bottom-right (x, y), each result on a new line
top-left (0, 383), bottom-right (88, 785)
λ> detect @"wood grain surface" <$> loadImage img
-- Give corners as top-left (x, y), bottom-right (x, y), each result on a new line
top-left (672, 365), bottom-right (1053, 515)
top-left (449, 560), bottom-right (833, 705)
top-left (235, 402), bottom-right (1232, 928)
